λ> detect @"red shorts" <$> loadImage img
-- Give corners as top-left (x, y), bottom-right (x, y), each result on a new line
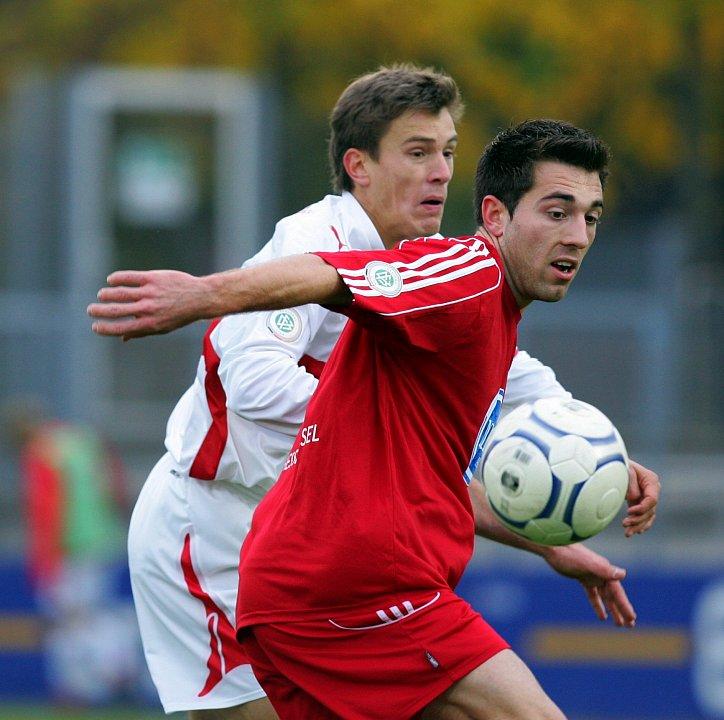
top-left (240, 589), bottom-right (509, 720)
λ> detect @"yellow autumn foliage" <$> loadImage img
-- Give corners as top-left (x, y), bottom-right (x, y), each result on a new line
top-left (0, 0), bottom-right (719, 200)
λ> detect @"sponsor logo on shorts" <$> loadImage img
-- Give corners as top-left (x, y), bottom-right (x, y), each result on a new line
top-left (328, 591), bottom-right (441, 631)
top-left (365, 261), bottom-right (403, 297)
top-left (267, 308), bottom-right (302, 342)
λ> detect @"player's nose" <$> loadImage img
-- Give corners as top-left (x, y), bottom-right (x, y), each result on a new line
top-left (565, 215), bottom-right (592, 249)
top-left (429, 153), bottom-right (452, 184)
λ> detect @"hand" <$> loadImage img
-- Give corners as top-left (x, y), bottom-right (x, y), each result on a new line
top-left (623, 459), bottom-right (660, 537)
top-left (87, 270), bottom-right (211, 339)
top-left (543, 544), bottom-right (636, 627)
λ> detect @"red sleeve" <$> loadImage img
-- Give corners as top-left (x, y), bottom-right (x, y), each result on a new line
top-left (315, 236), bottom-right (503, 350)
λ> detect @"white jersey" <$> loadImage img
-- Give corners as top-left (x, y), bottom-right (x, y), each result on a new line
top-left (163, 192), bottom-right (382, 492)
top-left (130, 190), bottom-right (570, 713)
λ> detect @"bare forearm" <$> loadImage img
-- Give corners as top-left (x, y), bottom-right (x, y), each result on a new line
top-left (206, 254), bottom-right (350, 317)
top-left (88, 253), bottom-right (351, 339)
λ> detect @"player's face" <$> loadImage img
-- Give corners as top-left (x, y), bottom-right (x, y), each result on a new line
top-left (358, 109), bottom-right (457, 247)
top-left (496, 161), bottom-right (603, 308)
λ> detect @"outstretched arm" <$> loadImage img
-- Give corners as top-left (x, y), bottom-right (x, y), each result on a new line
top-left (88, 254), bottom-right (351, 340)
top-left (469, 478), bottom-right (636, 627)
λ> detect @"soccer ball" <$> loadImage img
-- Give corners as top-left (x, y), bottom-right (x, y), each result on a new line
top-left (482, 397), bottom-right (629, 546)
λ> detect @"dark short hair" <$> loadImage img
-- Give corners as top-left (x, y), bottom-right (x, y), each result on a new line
top-left (329, 63), bottom-right (464, 193)
top-left (474, 119), bottom-right (610, 225)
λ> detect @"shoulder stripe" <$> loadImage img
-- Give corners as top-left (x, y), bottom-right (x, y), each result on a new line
top-left (379, 276), bottom-right (500, 317)
top-left (394, 242), bottom-right (483, 272)
top-left (349, 256), bottom-right (498, 298)
top-left (401, 256), bottom-right (497, 291)
top-left (336, 242), bottom-right (472, 279)
top-left (375, 270), bottom-right (502, 316)
top-left (342, 250), bottom-right (493, 290)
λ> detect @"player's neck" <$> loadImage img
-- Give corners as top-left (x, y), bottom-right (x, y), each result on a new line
top-left (476, 226), bottom-right (530, 310)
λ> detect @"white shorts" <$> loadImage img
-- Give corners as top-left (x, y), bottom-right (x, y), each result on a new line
top-left (128, 453), bottom-right (266, 713)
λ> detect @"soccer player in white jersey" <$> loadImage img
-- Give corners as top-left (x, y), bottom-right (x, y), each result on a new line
top-left (91, 68), bottom-right (659, 719)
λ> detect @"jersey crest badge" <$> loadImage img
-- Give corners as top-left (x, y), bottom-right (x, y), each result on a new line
top-left (267, 309), bottom-right (302, 342)
top-left (365, 261), bottom-right (403, 297)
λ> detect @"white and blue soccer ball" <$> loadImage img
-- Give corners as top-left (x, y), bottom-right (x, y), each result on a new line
top-left (482, 397), bottom-right (629, 546)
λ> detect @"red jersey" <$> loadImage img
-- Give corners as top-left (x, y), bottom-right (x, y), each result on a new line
top-left (236, 236), bottom-right (520, 629)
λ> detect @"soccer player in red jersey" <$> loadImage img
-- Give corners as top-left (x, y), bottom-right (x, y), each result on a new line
top-left (89, 119), bottom-right (652, 719)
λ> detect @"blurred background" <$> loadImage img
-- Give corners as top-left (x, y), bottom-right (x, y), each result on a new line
top-left (0, 1), bottom-right (721, 718)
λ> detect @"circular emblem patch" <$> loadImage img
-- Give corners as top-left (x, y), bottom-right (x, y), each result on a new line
top-left (364, 261), bottom-right (403, 298)
top-left (267, 308), bottom-right (302, 342)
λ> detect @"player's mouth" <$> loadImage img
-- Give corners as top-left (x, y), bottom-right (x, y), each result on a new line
top-left (420, 196), bottom-right (445, 214)
top-left (550, 258), bottom-right (578, 281)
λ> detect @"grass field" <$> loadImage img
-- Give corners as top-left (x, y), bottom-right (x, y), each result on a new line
top-left (0, 706), bottom-right (169, 720)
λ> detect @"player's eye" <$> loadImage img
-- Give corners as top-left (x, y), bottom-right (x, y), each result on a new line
top-left (585, 214), bottom-right (601, 226)
top-left (548, 210), bottom-right (566, 220)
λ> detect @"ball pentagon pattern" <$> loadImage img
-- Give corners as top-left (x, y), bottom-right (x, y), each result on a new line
top-left (482, 398), bottom-right (629, 545)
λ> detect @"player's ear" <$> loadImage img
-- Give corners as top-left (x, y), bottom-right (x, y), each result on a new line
top-left (342, 148), bottom-right (370, 188)
top-left (481, 195), bottom-right (509, 238)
